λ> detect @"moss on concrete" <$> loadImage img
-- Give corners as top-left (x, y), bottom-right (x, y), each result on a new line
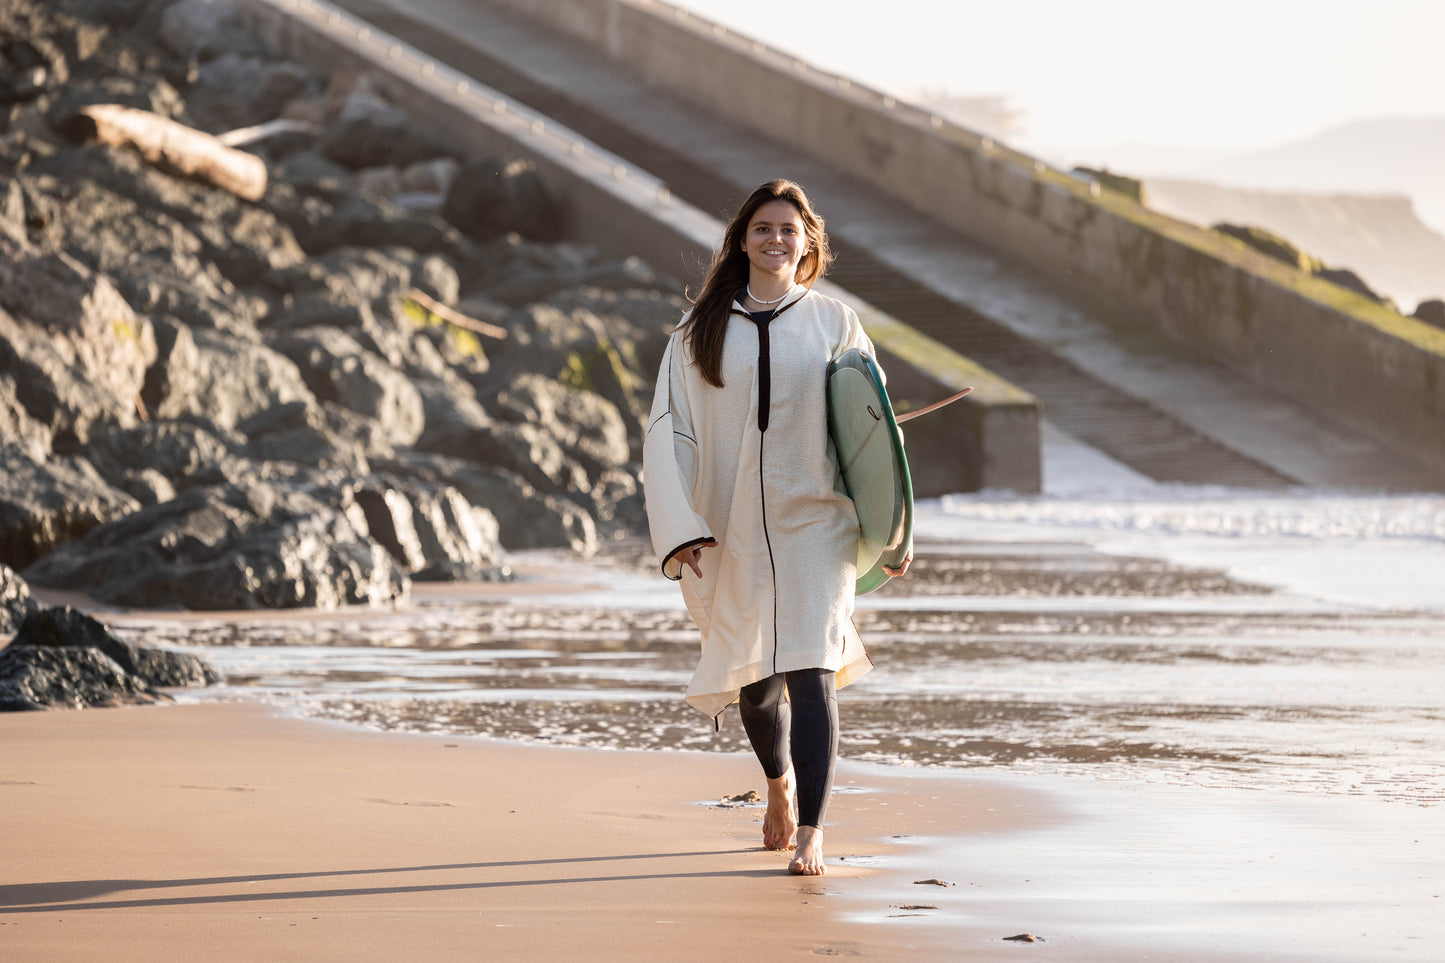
top-left (849, 300), bottom-right (1037, 407)
top-left (1212, 224), bottom-right (1322, 274)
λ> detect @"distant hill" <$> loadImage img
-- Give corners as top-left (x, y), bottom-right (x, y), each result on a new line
top-left (1074, 115), bottom-right (1445, 242)
top-left (1203, 117), bottom-right (1445, 238)
top-left (1143, 180), bottom-right (1445, 311)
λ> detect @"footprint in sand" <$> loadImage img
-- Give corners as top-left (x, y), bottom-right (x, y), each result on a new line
top-left (365, 798), bottom-right (454, 807)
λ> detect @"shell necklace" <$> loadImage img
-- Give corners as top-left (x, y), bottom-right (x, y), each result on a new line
top-left (745, 284), bottom-right (788, 305)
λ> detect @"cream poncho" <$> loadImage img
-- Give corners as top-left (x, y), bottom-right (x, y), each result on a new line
top-left (643, 285), bottom-right (875, 720)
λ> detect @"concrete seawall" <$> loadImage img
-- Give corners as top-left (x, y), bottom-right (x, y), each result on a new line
top-left (237, 0), bottom-right (1043, 493)
top-left (483, 0), bottom-right (1445, 477)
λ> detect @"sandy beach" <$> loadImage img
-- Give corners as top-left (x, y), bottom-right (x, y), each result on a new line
top-left (2, 702), bottom-right (1053, 962)
top-left (6, 494), bottom-right (1444, 962)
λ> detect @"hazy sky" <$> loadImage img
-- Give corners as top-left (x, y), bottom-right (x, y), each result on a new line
top-left (668, 0), bottom-right (1445, 157)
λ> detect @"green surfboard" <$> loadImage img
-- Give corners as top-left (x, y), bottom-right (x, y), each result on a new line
top-left (826, 348), bottom-right (913, 595)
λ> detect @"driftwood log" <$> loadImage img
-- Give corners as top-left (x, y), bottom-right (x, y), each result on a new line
top-left (58, 104), bottom-right (268, 202)
top-left (405, 288), bottom-right (508, 340)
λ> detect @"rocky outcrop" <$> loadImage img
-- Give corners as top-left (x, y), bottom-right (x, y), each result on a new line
top-left (1212, 222), bottom-right (1395, 307)
top-left (0, 0), bottom-right (687, 608)
top-left (351, 480), bottom-right (507, 582)
top-left (1, 563), bottom-right (39, 635)
top-left (1147, 179), bottom-right (1445, 311)
top-left (0, 443), bottom-right (140, 571)
top-left (0, 603), bottom-right (219, 710)
top-left (441, 157), bottom-right (560, 242)
top-left (21, 481), bottom-right (411, 610)
top-left (1412, 299), bottom-right (1445, 331)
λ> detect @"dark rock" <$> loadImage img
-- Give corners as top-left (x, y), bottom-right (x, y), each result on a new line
top-left (82, 419), bottom-right (245, 490)
top-left (12, 606), bottom-right (219, 687)
top-left (0, 235), bottom-right (155, 429)
top-left (28, 150), bottom-right (263, 334)
top-left (1411, 298), bottom-right (1445, 330)
top-left (320, 107), bottom-right (450, 171)
top-left (240, 400), bottom-right (376, 473)
top-left (282, 193), bottom-right (458, 255)
top-left (441, 157), bottom-right (561, 243)
top-left (591, 465), bottom-right (647, 540)
top-left (405, 252), bottom-right (460, 305)
top-left (157, 0), bottom-right (266, 63)
top-left (0, 644), bottom-right (151, 710)
top-left (1, 564), bottom-right (39, 635)
top-left (484, 256), bottom-right (671, 307)
top-left (468, 420), bottom-right (591, 501)
top-left (490, 373), bottom-right (630, 479)
top-left (1212, 223), bottom-right (1322, 273)
top-left (157, 0), bottom-right (236, 58)
top-left (0, 35), bottom-right (61, 106)
top-left (270, 326), bottom-right (424, 447)
top-left (0, 371), bottom-right (52, 460)
top-left (546, 286), bottom-right (679, 380)
top-left (21, 482), bottom-right (410, 610)
top-left (269, 150), bottom-right (351, 197)
top-left (114, 467), bottom-right (177, 506)
top-left (260, 293), bottom-right (376, 334)
top-left (353, 481), bottom-right (507, 581)
top-left (1316, 266), bottom-right (1388, 305)
top-left (274, 245), bottom-right (413, 304)
top-left (412, 372), bottom-right (493, 455)
top-left (44, 73), bottom-right (187, 127)
top-left (409, 311), bottom-right (494, 378)
top-left (186, 54), bottom-right (315, 132)
top-left (1, 179), bottom-right (28, 244)
top-left (403, 485), bottom-right (505, 581)
top-left (364, 312), bottom-right (453, 381)
top-left (352, 486), bottom-right (427, 572)
top-left (140, 317), bottom-right (199, 418)
top-left (0, 442), bottom-right (139, 570)
top-left (454, 231), bottom-right (588, 293)
top-left (0, 605), bottom-right (219, 710)
top-left (146, 326), bottom-right (316, 430)
top-left (486, 301), bottom-right (652, 437)
top-left (195, 202), bottom-right (308, 289)
top-left (373, 453), bottom-right (597, 555)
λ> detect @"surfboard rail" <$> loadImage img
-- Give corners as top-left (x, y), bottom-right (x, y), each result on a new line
top-left (826, 349), bottom-right (914, 595)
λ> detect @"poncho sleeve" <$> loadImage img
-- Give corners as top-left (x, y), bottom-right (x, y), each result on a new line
top-left (837, 304), bottom-right (880, 379)
top-left (642, 329), bottom-right (715, 580)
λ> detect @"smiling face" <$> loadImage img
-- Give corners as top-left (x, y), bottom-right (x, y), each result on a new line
top-left (741, 199), bottom-right (808, 283)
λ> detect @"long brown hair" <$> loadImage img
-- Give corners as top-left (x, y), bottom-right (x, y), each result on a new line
top-left (684, 179), bottom-right (834, 388)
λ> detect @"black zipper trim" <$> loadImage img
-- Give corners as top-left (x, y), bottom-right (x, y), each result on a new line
top-left (730, 291), bottom-right (804, 433)
top-left (759, 428), bottom-right (779, 674)
top-left (733, 291), bottom-right (808, 674)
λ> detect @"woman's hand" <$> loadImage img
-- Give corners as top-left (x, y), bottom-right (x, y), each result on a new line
top-left (883, 551), bottom-right (912, 578)
top-left (676, 541), bottom-right (716, 578)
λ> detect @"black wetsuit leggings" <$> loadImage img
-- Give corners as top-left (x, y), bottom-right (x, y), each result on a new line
top-left (737, 668), bottom-right (838, 829)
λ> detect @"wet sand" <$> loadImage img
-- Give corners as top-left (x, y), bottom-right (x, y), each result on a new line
top-left (1, 702), bottom-right (1050, 961)
top-left (7, 704), bottom-right (1440, 962)
top-left (8, 494), bottom-right (1444, 961)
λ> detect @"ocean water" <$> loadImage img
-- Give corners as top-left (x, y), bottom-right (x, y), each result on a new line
top-left (137, 487), bottom-right (1445, 807)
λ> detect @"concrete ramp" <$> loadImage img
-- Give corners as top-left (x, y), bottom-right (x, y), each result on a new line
top-left (314, 0), bottom-right (1443, 491)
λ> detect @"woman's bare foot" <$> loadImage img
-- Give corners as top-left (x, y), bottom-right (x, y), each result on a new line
top-left (762, 768), bottom-right (798, 851)
top-left (789, 825), bottom-right (825, 875)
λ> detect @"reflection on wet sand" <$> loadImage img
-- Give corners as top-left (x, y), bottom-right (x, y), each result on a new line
top-left (125, 536), bottom-right (1445, 806)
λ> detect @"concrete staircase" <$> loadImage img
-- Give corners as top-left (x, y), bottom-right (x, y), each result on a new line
top-left (330, 0), bottom-right (1444, 492)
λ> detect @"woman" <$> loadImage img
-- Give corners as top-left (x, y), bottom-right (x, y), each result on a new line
top-left (643, 179), bottom-right (909, 876)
